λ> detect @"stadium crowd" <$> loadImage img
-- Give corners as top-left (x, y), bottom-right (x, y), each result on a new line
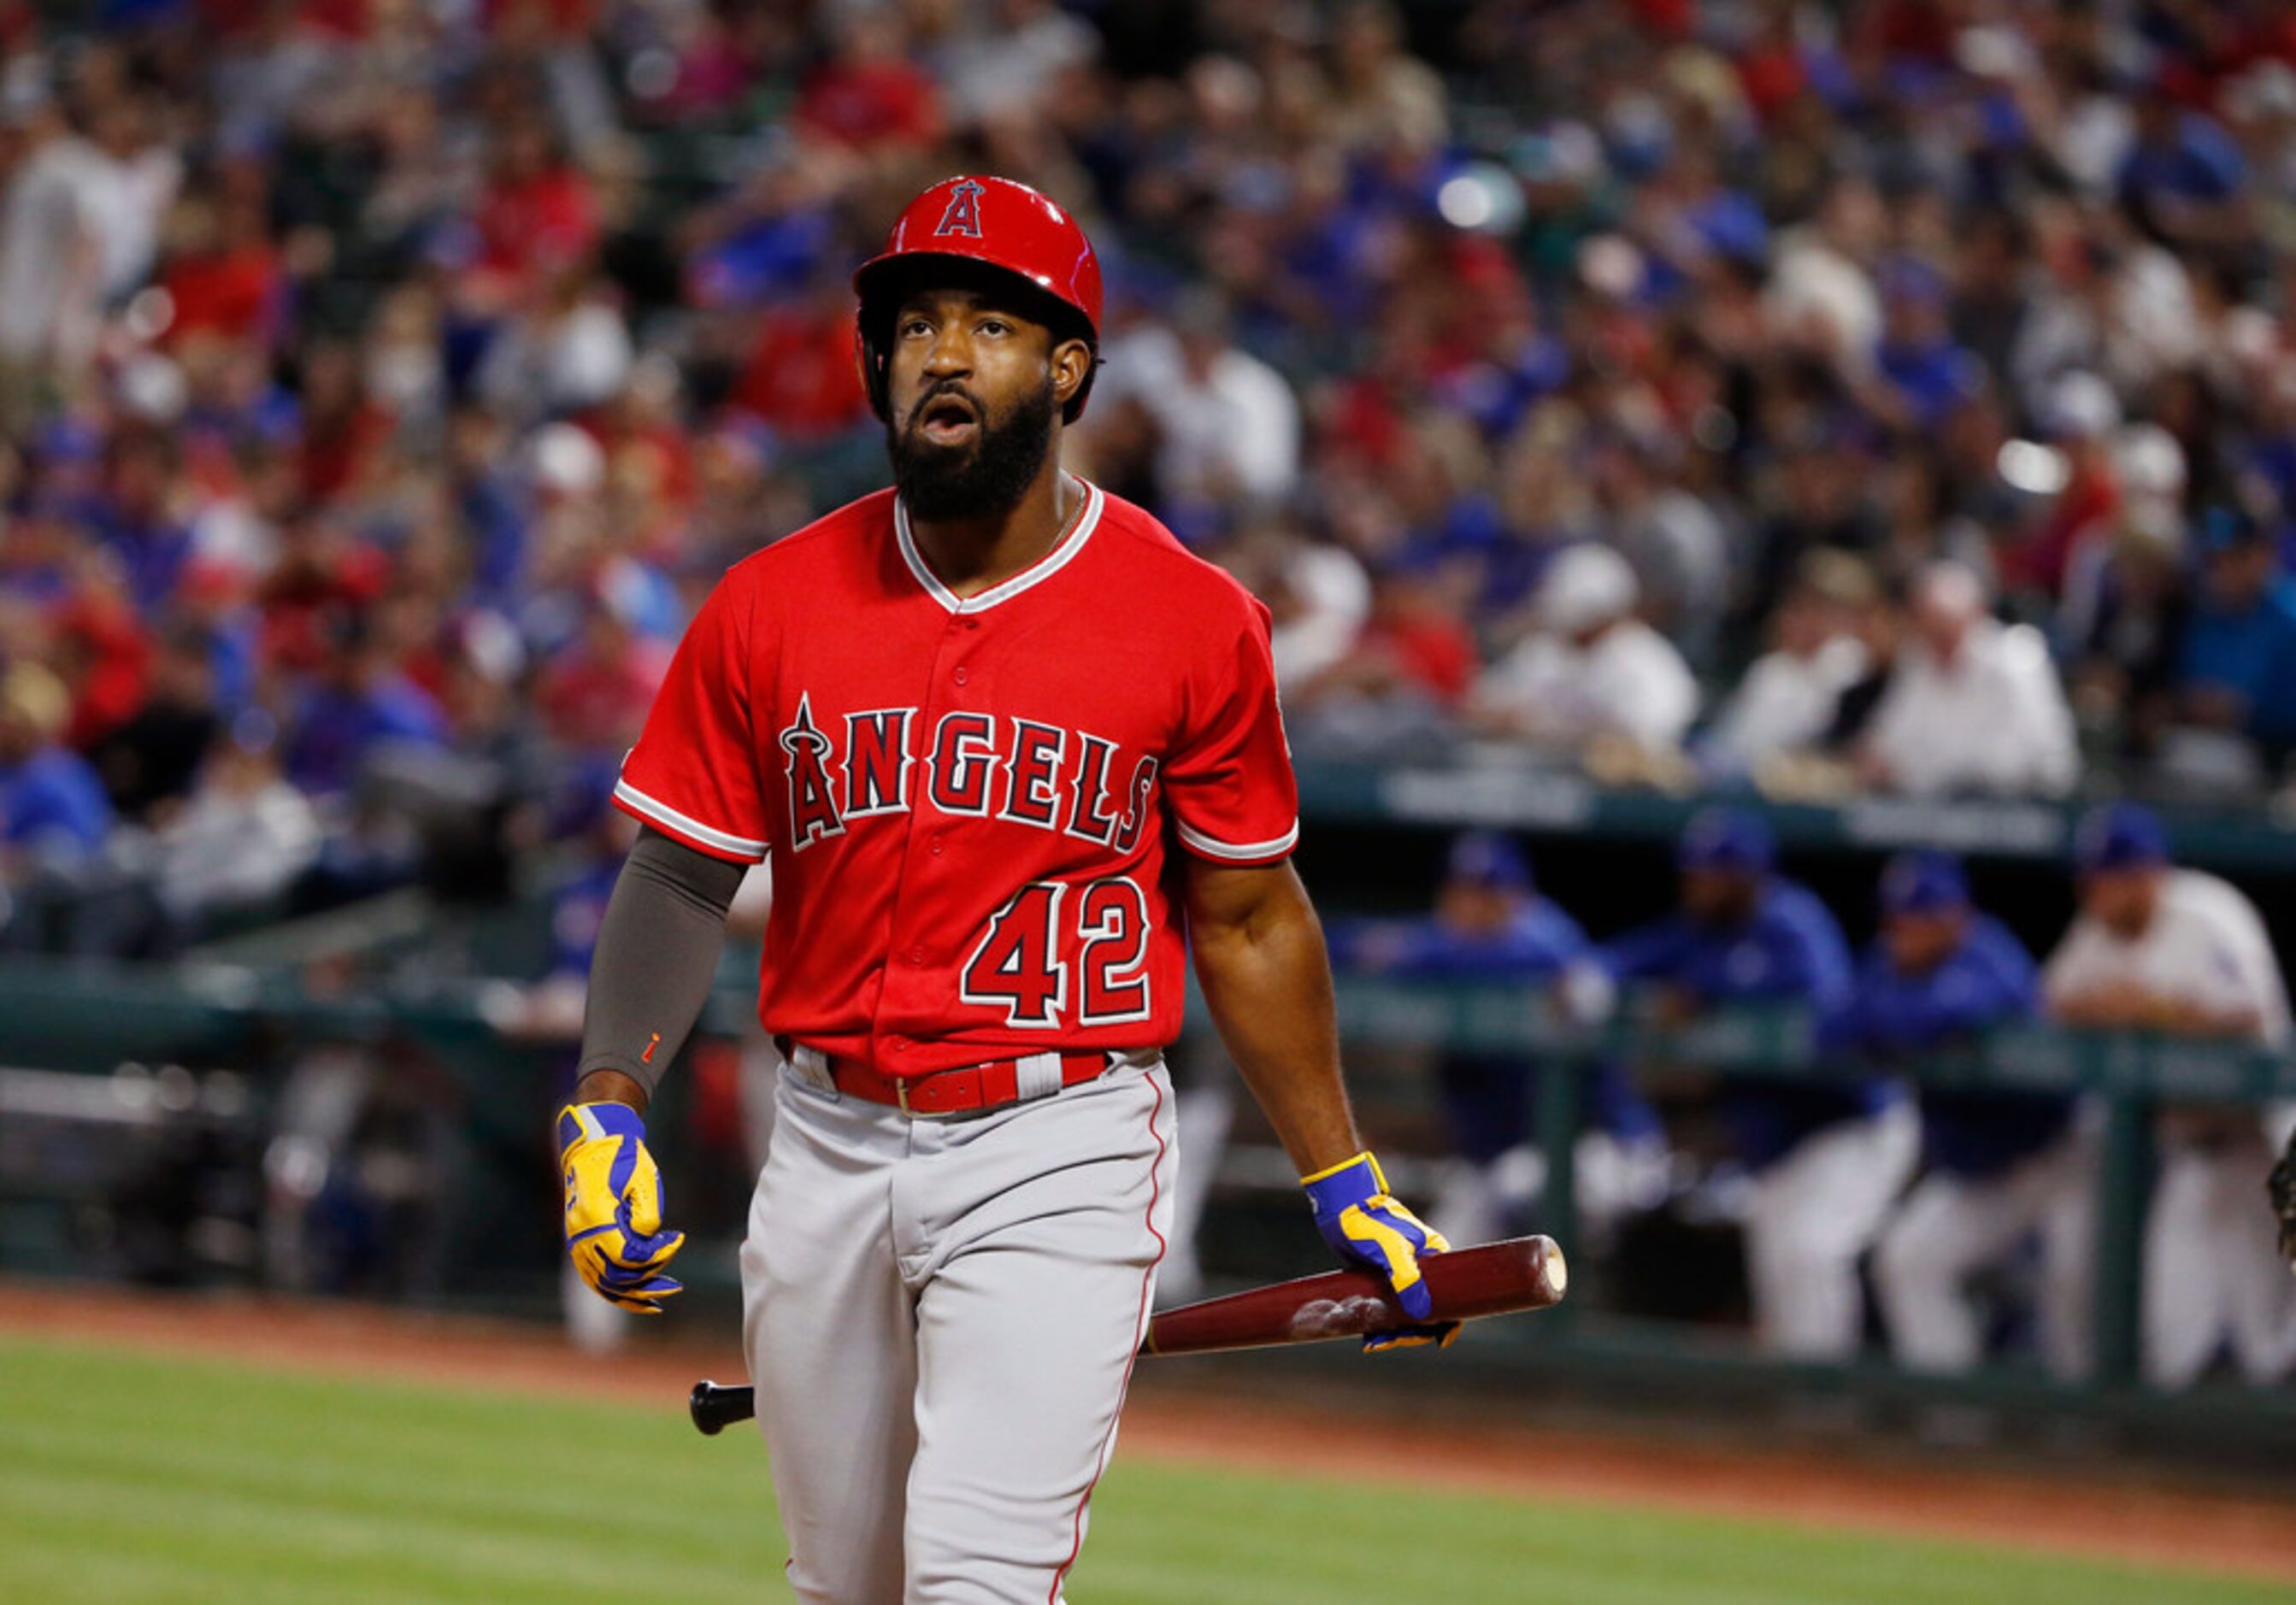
top-left (5, 0), bottom-right (2296, 944)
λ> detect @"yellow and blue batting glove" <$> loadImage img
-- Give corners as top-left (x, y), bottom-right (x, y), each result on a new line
top-left (557, 1101), bottom-right (686, 1313)
top-left (1301, 1150), bottom-right (1460, 1353)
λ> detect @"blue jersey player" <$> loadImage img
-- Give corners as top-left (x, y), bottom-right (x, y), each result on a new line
top-left (1600, 808), bottom-right (1915, 1358)
top-left (1840, 852), bottom-right (2092, 1377)
top-left (1329, 832), bottom-right (1666, 1247)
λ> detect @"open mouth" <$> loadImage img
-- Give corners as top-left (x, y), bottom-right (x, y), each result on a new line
top-left (916, 393), bottom-right (980, 445)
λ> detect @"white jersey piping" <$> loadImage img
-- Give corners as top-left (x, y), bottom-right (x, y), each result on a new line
top-left (894, 476), bottom-right (1104, 614)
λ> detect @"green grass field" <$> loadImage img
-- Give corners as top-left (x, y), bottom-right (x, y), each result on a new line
top-left (0, 1335), bottom-right (2281, 1604)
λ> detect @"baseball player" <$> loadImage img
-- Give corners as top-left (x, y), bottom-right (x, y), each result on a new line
top-left (551, 175), bottom-right (1451, 1603)
top-left (1600, 808), bottom-right (1915, 1359)
top-left (1844, 853), bottom-right (2093, 1379)
top-left (1325, 831), bottom-right (1667, 1248)
top-left (2043, 802), bottom-right (2296, 1387)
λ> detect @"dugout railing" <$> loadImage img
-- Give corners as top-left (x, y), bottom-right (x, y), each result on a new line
top-left (1290, 755), bottom-right (2296, 873)
top-left (0, 948), bottom-right (2288, 1437)
top-left (1237, 976), bottom-right (2292, 1394)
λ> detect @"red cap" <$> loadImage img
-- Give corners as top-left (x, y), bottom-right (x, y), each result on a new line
top-left (852, 175), bottom-right (1102, 422)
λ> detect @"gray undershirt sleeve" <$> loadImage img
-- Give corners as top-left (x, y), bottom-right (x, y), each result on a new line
top-left (575, 826), bottom-right (750, 1100)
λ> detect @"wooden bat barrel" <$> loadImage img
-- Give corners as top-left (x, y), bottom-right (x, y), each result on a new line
top-left (1139, 1235), bottom-right (1565, 1356)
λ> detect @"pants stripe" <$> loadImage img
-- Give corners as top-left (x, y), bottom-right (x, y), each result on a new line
top-left (1048, 1070), bottom-right (1169, 1603)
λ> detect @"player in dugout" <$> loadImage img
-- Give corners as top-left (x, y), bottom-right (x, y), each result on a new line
top-left (2044, 802), bottom-right (2296, 1388)
top-left (1598, 808), bottom-right (1914, 1360)
top-left (1324, 831), bottom-right (1667, 1249)
top-left (549, 175), bottom-right (1454, 1602)
top-left (1840, 852), bottom-right (2092, 1380)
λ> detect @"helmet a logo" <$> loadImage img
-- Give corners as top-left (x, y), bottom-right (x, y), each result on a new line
top-left (933, 179), bottom-right (986, 239)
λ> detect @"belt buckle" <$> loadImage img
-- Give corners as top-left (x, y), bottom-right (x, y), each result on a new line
top-left (895, 1076), bottom-right (913, 1117)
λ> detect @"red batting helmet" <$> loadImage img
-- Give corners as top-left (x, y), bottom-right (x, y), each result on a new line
top-left (852, 174), bottom-right (1104, 424)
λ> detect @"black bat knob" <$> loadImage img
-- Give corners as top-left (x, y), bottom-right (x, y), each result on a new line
top-left (689, 1379), bottom-right (755, 1436)
top-left (690, 1381), bottom-right (729, 1435)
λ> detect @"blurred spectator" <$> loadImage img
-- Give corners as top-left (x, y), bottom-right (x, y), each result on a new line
top-left (152, 714), bottom-right (321, 932)
top-left (0, 661), bottom-right (113, 866)
top-left (1328, 832), bottom-right (1666, 1250)
top-left (1704, 552), bottom-right (1875, 782)
top-left (1858, 561), bottom-right (2078, 797)
top-left (1587, 438), bottom-right (1729, 664)
top-left (53, 567), bottom-right (158, 749)
top-left (1741, 438), bottom-right (1881, 640)
top-left (796, 10), bottom-right (944, 155)
top-left (2004, 371), bottom-right (2124, 601)
top-left (535, 574), bottom-right (673, 755)
top-left (461, 115), bottom-right (600, 316)
top-left (1291, 556), bottom-right (1478, 750)
top-left (928, 0), bottom-right (1098, 132)
top-left (727, 274), bottom-right (874, 441)
top-left (1764, 178), bottom-right (1883, 367)
top-left (295, 341), bottom-right (394, 508)
top-left (1601, 809), bottom-right (1910, 1361)
top-left (2061, 503), bottom-right (2189, 763)
top-left (284, 614), bottom-right (449, 797)
top-left (2045, 804), bottom-right (2296, 1389)
top-left (0, 70), bottom-right (102, 433)
top-left (1813, 572), bottom-right (1907, 758)
top-left (474, 271), bottom-right (634, 426)
top-left (92, 421), bottom-right (194, 617)
top-left (1471, 544), bottom-right (1697, 760)
top-left (1245, 526), bottom-right (1371, 691)
top-left (2169, 509), bottom-right (2296, 768)
top-left (87, 624), bottom-right (221, 820)
top-left (2117, 86), bottom-right (2249, 259)
top-left (157, 183), bottom-right (285, 354)
top-left (1095, 290), bottom-right (1301, 509)
top-left (77, 78), bottom-right (182, 307)
top-left (1870, 259), bottom-right (1983, 432)
top-left (1846, 853), bottom-right (2091, 1380)
top-left (1323, 1), bottom-right (1447, 156)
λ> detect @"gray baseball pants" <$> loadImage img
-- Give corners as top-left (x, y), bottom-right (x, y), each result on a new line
top-left (741, 1049), bottom-right (1174, 1603)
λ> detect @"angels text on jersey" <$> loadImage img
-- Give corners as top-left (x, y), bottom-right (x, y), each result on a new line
top-left (778, 691), bottom-right (1161, 856)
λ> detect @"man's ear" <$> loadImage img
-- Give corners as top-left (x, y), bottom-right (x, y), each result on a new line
top-left (1051, 337), bottom-right (1093, 410)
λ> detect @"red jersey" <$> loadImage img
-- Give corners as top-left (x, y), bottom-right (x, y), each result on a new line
top-left (613, 478), bottom-right (1299, 1078)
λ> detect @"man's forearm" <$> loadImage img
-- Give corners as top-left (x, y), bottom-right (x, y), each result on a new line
top-left (2143, 996), bottom-right (2260, 1038)
top-left (574, 827), bottom-right (747, 1112)
top-left (1188, 867), bottom-right (1363, 1175)
top-left (2049, 988), bottom-right (2130, 1030)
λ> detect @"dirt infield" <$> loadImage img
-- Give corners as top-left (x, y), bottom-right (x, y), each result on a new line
top-left (5, 1280), bottom-right (2293, 1586)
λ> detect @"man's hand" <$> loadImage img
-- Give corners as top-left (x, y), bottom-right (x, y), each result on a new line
top-left (1301, 1151), bottom-right (1459, 1352)
top-left (557, 1101), bottom-right (686, 1313)
top-left (2270, 1127), bottom-right (2296, 1275)
top-left (2051, 987), bottom-right (2143, 1031)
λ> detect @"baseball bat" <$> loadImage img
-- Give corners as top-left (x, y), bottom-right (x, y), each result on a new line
top-left (690, 1235), bottom-right (1565, 1435)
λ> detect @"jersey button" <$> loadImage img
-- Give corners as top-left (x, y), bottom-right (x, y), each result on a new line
top-left (953, 667), bottom-right (968, 686)
top-left (906, 945), bottom-right (926, 965)
top-left (929, 836), bottom-right (945, 856)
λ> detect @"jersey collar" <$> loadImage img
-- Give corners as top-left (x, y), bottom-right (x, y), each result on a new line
top-left (894, 475), bottom-right (1104, 614)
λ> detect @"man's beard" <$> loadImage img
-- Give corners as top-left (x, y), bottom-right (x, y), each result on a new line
top-left (887, 379), bottom-right (1057, 521)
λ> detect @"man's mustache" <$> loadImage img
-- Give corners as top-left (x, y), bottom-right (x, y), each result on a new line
top-left (910, 384), bottom-right (984, 428)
